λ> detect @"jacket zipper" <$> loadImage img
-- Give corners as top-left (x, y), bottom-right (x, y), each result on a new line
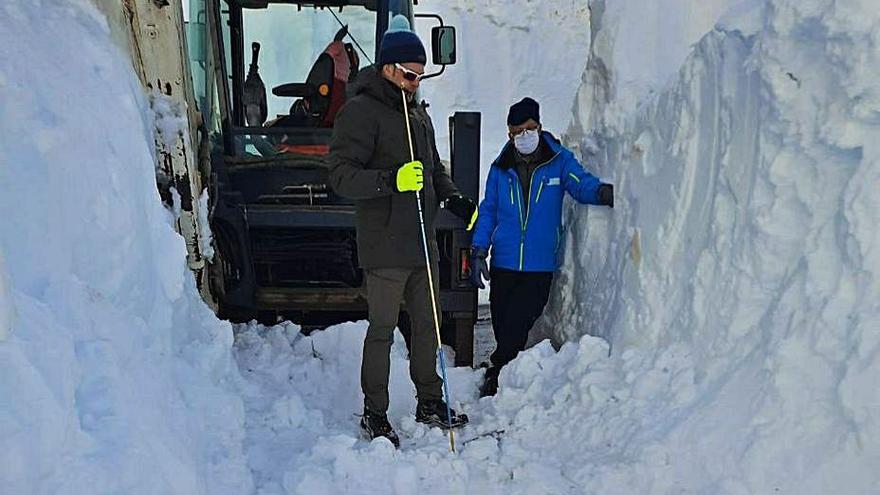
top-left (515, 179), bottom-right (524, 269)
top-left (516, 150), bottom-right (560, 270)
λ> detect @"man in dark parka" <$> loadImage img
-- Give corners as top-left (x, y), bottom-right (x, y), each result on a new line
top-left (327, 17), bottom-right (475, 446)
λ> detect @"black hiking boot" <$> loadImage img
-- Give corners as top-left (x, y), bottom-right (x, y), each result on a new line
top-left (415, 399), bottom-right (469, 429)
top-left (360, 408), bottom-right (400, 448)
top-left (480, 366), bottom-right (500, 397)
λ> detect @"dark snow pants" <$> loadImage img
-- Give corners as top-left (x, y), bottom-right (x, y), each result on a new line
top-left (362, 265), bottom-right (443, 414)
top-left (489, 267), bottom-right (554, 369)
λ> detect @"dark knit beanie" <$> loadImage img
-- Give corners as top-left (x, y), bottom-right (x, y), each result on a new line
top-left (507, 97), bottom-right (541, 125)
top-left (378, 15), bottom-right (427, 65)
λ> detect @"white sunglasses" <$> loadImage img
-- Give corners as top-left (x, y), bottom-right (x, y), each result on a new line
top-left (395, 63), bottom-right (425, 82)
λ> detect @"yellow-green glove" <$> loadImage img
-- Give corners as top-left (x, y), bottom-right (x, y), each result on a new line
top-left (394, 160), bottom-right (424, 192)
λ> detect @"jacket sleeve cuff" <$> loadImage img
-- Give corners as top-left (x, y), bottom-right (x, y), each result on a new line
top-left (383, 170), bottom-right (399, 193)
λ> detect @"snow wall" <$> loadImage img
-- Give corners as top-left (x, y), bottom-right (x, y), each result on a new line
top-left (0, 1), bottom-right (253, 493)
top-left (539, 0), bottom-right (880, 492)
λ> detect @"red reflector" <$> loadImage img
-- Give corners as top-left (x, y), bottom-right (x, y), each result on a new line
top-left (459, 249), bottom-right (470, 280)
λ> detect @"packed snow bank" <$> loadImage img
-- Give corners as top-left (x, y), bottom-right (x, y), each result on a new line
top-left (540, 0), bottom-right (880, 492)
top-left (0, 1), bottom-right (252, 493)
top-left (234, 321), bottom-right (488, 494)
top-left (234, 320), bottom-right (628, 495)
top-left (578, 0), bottom-right (742, 122)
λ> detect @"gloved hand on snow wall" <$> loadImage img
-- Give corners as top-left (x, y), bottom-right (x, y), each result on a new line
top-left (444, 194), bottom-right (478, 230)
top-left (393, 160), bottom-right (424, 192)
top-left (597, 183), bottom-right (614, 208)
top-left (469, 247), bottom-right (490, 289)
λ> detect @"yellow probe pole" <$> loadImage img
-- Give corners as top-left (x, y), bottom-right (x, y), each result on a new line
top-left (400, 87), bottom-right (456, 453)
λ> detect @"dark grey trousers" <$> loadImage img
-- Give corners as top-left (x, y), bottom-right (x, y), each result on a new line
top-left (362, 265), bottom-right (443, 414)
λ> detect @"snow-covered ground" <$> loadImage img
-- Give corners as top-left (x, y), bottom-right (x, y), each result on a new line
top-left (1, 0), bottom-right (878, 494)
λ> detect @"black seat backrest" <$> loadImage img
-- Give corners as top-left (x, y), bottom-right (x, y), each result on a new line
top-left (302, 53), bottom-right (335, 122)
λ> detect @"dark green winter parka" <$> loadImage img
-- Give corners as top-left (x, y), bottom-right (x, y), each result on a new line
top-left (328, 66), bottom-right (459, 268)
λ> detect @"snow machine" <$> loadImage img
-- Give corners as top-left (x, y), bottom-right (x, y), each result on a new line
top-left (184, 0), bottom-right (481, 365)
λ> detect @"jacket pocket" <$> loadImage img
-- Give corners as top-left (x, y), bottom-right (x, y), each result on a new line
top-left (356, 196), bottom-right (392, 232)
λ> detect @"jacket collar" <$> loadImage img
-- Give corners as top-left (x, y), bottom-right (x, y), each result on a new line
top-left (350, 65), bottom-right (415, 113)
top-left (492, 130), bottom-right (562, 170)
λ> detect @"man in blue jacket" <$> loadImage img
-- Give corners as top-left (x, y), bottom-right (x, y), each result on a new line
top-left (470, 97), bottom-right (613, 396)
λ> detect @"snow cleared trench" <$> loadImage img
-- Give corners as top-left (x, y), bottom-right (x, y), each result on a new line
top-left (233, 320), bottom-right (622, 494)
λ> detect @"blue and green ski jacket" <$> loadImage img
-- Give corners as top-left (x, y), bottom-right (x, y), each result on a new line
top-left (472, 132), bottom-right (604, 272)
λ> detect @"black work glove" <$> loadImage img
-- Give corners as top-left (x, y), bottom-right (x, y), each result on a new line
top-left (469, 247), bottom-right (490, 289)
top-left (597, 183), bottom-right (614, 208)
top-left (445, 194), bottom-right (478, 230)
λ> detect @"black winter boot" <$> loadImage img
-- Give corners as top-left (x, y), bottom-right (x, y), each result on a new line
top-left (480, 366), bottom-right (500, 397)
top-left (415, 399), bottom-right (469, 429)
top-left (360, 408), bottom-right (400, 447)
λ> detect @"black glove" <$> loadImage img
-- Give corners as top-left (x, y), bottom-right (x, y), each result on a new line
top-left (597, 184), bottom-right (614, 208)
top-left (469, 247), bottom-right (490, 289)
top-left (445, 194), bottom-right (477, 223)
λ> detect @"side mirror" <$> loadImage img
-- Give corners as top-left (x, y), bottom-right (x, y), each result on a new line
top-left (431, 26), bottom-right (456, 65)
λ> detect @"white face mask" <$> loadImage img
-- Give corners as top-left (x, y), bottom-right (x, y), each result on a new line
top-left (513, 128), bottom-right (540, 155)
